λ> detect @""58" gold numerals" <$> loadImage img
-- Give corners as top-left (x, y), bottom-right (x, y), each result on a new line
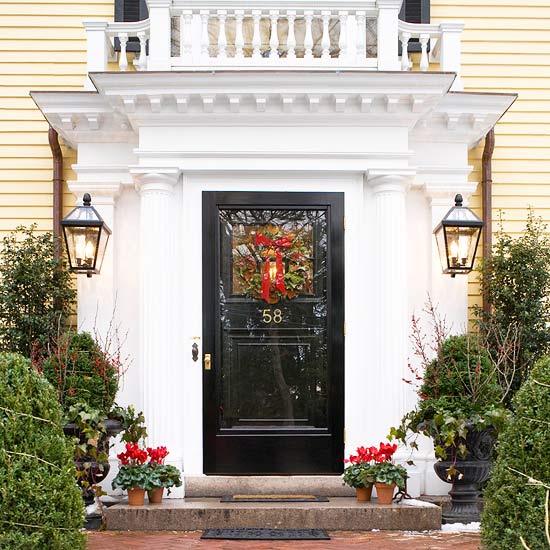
top-left (262, 308), bottom-right (283, 324)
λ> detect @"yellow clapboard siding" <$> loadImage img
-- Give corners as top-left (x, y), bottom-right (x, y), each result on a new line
top-left (0, 4), bottom-right (112, 15)
top-left (434, 6), bottom-right (550, 17)
top-left (1, 40), bottom-right (87, 51)
top-left (0, 0), bottom-right (87, 236)
top-left (432, 0), bottom-right (550, 314)
top-left (462, 42), bottom-right (550, 54)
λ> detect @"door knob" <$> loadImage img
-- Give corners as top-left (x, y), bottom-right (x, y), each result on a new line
top-left (204, 353), bottom-right (211, 371)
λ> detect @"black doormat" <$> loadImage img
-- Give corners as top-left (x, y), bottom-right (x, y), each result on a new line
top-left (221, 495), bottom-right (329, 503)
top-left (201, 528), bottom-right (330, 540)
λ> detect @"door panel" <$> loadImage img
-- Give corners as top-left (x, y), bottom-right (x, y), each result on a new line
top-left (203, 192), bottom-right (344, 474)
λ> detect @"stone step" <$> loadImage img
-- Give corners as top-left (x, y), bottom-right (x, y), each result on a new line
top-left (105, 497), bottom-right (441, 531)
top-left (183, 475), bottom-right (355, 497)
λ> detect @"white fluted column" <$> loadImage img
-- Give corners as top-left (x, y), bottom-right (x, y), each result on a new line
top-left (133, 168), bottom-right (182, 496)
top-left (368, 172), bottom-right (411, 435)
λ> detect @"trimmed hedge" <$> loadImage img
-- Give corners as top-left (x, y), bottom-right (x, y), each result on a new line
top-left (0, 353), bottom-right (85, 550)
top-left (481, 355), bottom-right (550, 550)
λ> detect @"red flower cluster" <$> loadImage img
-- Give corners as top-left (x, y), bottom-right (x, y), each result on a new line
top-left (345, 442), bottom-right (398, 465)
top-left (117, 442), bottom-right (148, 466)
top-left (147, 446), bottom-right (169, 465)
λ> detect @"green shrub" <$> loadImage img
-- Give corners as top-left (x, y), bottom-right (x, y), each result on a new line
top-left (41, 331), bottom-right (119, 418)
top-left (481, 356), bottom-right (550, 550)
top-left (475, 212), bottom-right (550, 400)
top-left (0, 225), bottom-right (75, 357)
top-left (0, 352), bottom-right (85, 550)
top-left (391, 334), bottom-right (507, 460)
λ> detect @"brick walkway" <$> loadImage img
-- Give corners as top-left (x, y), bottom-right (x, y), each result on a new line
top-left (88, 531), bottom-right (481, 549)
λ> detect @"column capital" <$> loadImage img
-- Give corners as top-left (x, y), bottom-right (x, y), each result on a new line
top-left (131, 167), bottom-right (180, 196)
top-left (67, 181), bottom-right (121, 205)
top-left (366, 169), bottom-right (416, 194)
top-left (424, 182), bottom-right (477, 208)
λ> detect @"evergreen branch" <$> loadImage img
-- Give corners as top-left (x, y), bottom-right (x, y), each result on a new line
top-left (0, 519), bottom-right (77, 531)
top-left (0, 405), bottom-right (58, 426)
top-left (506, 467), bottom-right (550, 490)
top-left (6, 451), bottom-right (61, 470)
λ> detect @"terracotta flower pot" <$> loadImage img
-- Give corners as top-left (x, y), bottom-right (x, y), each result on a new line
top-left (148, 487), bottom-right (164, 504)
top-left (355, 486), bottom-right (373, 502)
top-left (127, 487), bottom-right (146, 506)
top-left (375, 482), bottom-right (396, 505)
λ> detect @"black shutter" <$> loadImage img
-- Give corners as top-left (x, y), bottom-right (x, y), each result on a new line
top-left (399, 0), bottom-right (430, 52)
top-left (114, 0), bottom-right (149, 52)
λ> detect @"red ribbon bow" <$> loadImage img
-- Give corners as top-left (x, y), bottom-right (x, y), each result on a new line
top-left (255, 233), bottom-right (291, 302)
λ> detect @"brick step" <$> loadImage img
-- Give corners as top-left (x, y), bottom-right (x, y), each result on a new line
top-left (105, 497), bottom-right (441, 531)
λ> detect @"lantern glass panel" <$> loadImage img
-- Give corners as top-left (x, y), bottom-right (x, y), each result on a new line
top-left (445, 226), bottom-right (479, 271)
top-left (95, 227), bottom-right (109, 273)
top-left (64, 226), bottom-right (100, 272)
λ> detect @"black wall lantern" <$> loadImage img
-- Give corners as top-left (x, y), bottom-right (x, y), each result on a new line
top-left (434, 194), bottom-right (483, 277)
top-left (61, 193), bottom-right (111, 277)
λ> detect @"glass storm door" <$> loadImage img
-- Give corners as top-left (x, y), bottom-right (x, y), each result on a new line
top-left (202, 192), bottom-right (344, 474)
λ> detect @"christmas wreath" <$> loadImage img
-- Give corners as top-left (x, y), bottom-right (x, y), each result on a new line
top-left (233, 224), bottom-right (313, 304)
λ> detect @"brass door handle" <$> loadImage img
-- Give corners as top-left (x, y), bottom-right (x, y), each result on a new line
top-left (204, 353), bottom-right (211, 371)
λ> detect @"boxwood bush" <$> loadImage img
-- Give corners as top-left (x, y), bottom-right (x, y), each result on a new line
top-left (0, 353), bottom-right (85, 550)
top-left (481, 355), bottom-right (550, 550)
top-left (41, 331), bottom-right (119, 418)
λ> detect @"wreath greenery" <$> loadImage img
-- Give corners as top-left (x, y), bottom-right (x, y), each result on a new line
top-left (233, 224), bottom-right (313, 304)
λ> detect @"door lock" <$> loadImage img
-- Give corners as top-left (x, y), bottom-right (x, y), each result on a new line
top-left (204, 353), bottom-right (211, 371)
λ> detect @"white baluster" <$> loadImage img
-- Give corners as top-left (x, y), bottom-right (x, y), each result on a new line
top-left (356, 11), bottom-right (366, 63)
top-left (218, 10), bottom-right (227, 59)
top-left (419, 34), bottom-right (430, 71)
top-left (321, 11), bottom-right (331, 59)
top-left (181, 11), bottom-right (192, 62)
top-left (338, 11), bottom-right (348, 61)
top-left (235, 10), bottom-right (244, 59)
top-left (137, 31), bottom-right (147, 70)
top-left (200, 10), bottom-right (209, 60)
top-left (400, 32), bottom-right (411, 70)
top-left (252, 10), bottom-right (261, 59)
top-left (287, 11), bottom-right (296, 60)
top-left (304, 11), bottom-right (314, 59)
top-left (118, 33), bottom-right (128, 71)
top-left (269, 10), bottom-right (279, 58)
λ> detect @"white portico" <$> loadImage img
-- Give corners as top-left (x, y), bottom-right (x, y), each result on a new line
top-left (32, 0), bottom-right (515, 497)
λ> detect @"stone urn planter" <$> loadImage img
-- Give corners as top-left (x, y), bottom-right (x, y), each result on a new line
top-left (63, 418), bottom-right (123, 506)
top-left (433, 429), bottom-right (496, 524)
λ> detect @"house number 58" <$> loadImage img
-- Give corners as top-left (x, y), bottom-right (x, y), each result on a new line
top-left (262, 308), bottom-right (282, 324)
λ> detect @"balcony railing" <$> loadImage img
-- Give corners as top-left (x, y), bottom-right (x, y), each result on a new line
top-left (83, 0), bottom-right (463, 89)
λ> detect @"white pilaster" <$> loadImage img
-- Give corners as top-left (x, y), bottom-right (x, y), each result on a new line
top-left (82, 20), bottom-right (110, 90)
top-left (147, 0), bottom-right (172, 71)
top-left (133, 167), bottom-right (183, 497)
top-left (367, 171), bottom-right (412, 436)
top-left (68, 181), bottom-right (121, 337)
top-left (439, 22), bottom-right (465, 91)
top-left (376, 0), bottom-right (402, 71)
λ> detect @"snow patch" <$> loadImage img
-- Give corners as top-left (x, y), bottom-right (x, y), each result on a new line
top-left (441, 522), bottom-right (480, 533)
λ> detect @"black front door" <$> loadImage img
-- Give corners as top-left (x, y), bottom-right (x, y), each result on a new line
top-left (202, 192), bottom-right (344, 474)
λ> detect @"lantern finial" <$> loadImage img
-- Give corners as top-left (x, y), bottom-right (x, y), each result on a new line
top-left (83, 193), bottom-right (92, 206)
top-left (454, 194), bottom-right (463, 207)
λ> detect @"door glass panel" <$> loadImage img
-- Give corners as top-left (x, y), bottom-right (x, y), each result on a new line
top-left (218, 209), bottom-right (328, 431)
